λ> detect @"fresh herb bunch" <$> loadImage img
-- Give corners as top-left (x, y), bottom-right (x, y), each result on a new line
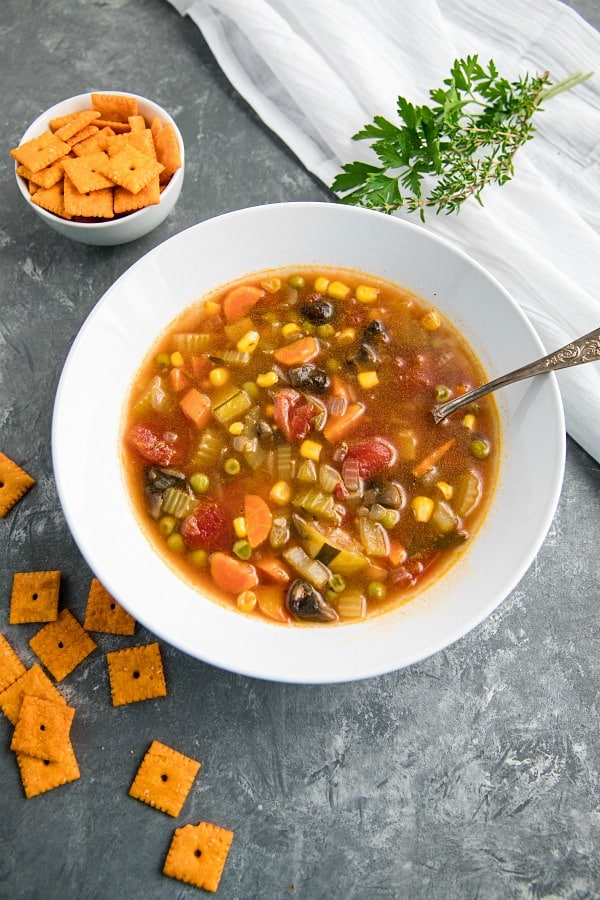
top-left (331, 55), bottom-right (591, 219)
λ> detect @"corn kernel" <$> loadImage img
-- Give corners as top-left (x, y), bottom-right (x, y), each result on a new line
top-left (327, 280), bottom-right (351, 299)
top-left (314, 276), bottom-right (330, 292)
top-left (261, 277), bottom-right (281, 293)
top-left (356, 285), bottom-right (379, 304)
top-left (281, 322), bottom-right (301, 338)
top-left (436, 481), bottom-right (454, 501)
top-left (411, 496), bottom-right (434, 522)
top-left (229, 421), bottom-right (244, 435)
top-left (421, 310), bottom-right (441, 331)
top-left (236, 590), bottom-right (257, 613)
top-left (233, 516), bottom-right (248, 538)
top-left (265, 403), bottom-right (274, 418)
top-left (256, 371), bottom-right (279, 388)
top-left (170, 350), bottom-right (184, 368)
top-left (269, 480), bottom-right (291, 506)
top-left (337, 327), bottom-right (356, 343)
top-left (209, 367), bottom-right (229, 387)
top-left (462, 413), bottom-right (476, 431)
top-left (204, 299), bottom-right (221, 316)
top-left (357, 371), bottom-right (379, 389)
top-left (237, 330), bottom-right (260, 354)
top-left (300, 439), bottom-right (322, 461)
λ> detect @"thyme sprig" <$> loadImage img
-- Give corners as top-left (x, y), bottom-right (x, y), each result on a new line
top-left (331, 56), bottom-right (592, 219)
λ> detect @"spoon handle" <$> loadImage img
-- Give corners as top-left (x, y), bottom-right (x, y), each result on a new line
top-left (432, 326), bottom-right (600, 424)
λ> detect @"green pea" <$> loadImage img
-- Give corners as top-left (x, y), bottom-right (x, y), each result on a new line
top-left (155, 352), bottom-right (170, 368)
top-left (166, 533), bottom-right (185, 553)
top-left (380, 508), bottom-right (400, 529)
top-left (190, 473), bottom-right (210, 494)
top-left (288, 275), bottom-right (306, 290)
top-left (367, 581), bottom-right (387, 602)
top-left (470, 438), bottom-right (491, 459)
top-left (317, 324), bottom-right (335, 338)
top-left (242, 381), bottom-right (260, 399)
top-left (233, 540), bottom-right (252, 560)
top-left (329, 573), bottom-right (346, 593)
top-left (434, 384), bottom-right (451, 402)
top-left (326, 358), bottom-right (341, 372)
top-left (224, 457), bottom-right (241, 476)
top-left (189, 549), bottom-right (208, 567)
top-left (159, 515), bottom-right (177, 537)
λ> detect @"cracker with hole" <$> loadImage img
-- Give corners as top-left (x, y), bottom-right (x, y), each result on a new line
top-left (10, 694), bottom-right (75, 762)
top-left (0, 664), bottom-right (66, 725)
top-left (83, 577), bottom-right (136, 635)
top-left (0, 633), bottom-right (27, 692)
top-left (62, 153), bottom-right (114, 193)
top-left (16, 738), bottom-right (80, 798)
top-left (163, 821), bottom-right (234, 893)
top-left (129, 740), bottom-right (201, 817)
top-left (113, 177), bottom-right (160, 214)
top-left (10, 570), bottom-right (60, 624)
top-left (10, 130), bottom-right (70, 173)
top-left (0, 452), bottom-right (35, 517)
top-left (106, 642), bottom-right (167, 706)
top-left (98, 144), bottom-right (164, 194)
top-left (29, 609), bottom-right (97, 681)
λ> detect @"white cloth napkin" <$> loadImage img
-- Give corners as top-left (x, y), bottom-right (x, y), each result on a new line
top-left (168, 0), bottom-right (600, 462)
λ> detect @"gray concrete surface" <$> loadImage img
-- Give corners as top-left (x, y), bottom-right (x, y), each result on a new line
top-left (0, 1), bottom-right (598, 897)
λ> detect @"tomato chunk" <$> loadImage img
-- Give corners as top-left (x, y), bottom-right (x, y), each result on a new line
top-left (127, 424), bottom-right (182, 466)
top-left (272, 388), bottom-right (318, 443)
top-left (181, 500), bottom-right (232, 552)
top-left (346, 436), bottom-right (397, 478)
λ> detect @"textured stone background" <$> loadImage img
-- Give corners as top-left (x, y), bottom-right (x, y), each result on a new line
top-left (0, 1), bottom-right (598, 898)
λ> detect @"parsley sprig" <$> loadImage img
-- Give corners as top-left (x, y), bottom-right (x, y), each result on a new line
top-left (331, 56), bottom-right (592, 219)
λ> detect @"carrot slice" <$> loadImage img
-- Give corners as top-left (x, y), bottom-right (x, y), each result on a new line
top-left (412, 437), bottom-right (456, 477)
top-left (273, 336), bottom-right (320, 367)
top-left (210, 552), bottom-right (259, 594)
top-left (169, 367), bottom-right (191, 393)
top-left (255, 555), bottom-right (291, 584)
top-left (323, 402), bottom-right (365, 443)
top-left (179, 388), bottom-right (211, 428)
top-left (222, 284), bottom-right (263, 323)
top-left (244, 494), bottom-right (273, 548)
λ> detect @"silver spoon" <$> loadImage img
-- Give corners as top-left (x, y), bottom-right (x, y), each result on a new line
top-left (432, 325), bottom-right (600, 424)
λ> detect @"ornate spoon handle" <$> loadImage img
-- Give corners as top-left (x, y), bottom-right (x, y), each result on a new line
top-left (432, 326), bottom-right (600, 424)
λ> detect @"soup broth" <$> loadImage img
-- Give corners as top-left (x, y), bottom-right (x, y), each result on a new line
top-left (122, 268), bottom-right (499, 624)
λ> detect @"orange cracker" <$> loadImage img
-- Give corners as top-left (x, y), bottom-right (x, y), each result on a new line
top-left (17, 159), bottom-right (64, 189)
top-left (93, 119), bottom-right (132, 134)
top-left (163, 821), bottom-right (234, 893)
top-left (66, 124), bottom-right (99, 147)
top-left (83, 578), bottom-right (136, 635)
top-left (11, 130), bottom-right (70, 173)
top-left (71, 126), bottom-right (116, 157)
top-left (10, 570), bottom-right (60, 624)
top-left (62, 153), bottom-right (114, 193)
top-left (106, 129), bottom-right (156, 159)
top-left (98, 144), bottom-right (164, 194)
top-left (0, 664), bottom-right (66, 725)
top-left (54, 109), bottom-right (100, 142)
top-left (106, 642), bottom-right (167, 707)
top-left (129, 740), bottom-right (201, 817)
top-left (29, 608), bottom-right (97, 681)
top-left (63, 175), bottom-right (114, 219)
top-left (128, 114), bottom-right (146, 133)
top-left (154, 123), bottom-right (182, 182)
top-left (31, 181), bottom-right (70, 219)
top-left (11, 694), bottom-right (75, 762)
top-left (92, 93), bottom-right (138, 122)
top-left (16, 739), bottom-right (80, 798)
top-left (0, 633), bottom-right (27, 692)
top-left (0, 452), bottom-right (35, 517)
top-left (113, 177), bottom-right (160, 214)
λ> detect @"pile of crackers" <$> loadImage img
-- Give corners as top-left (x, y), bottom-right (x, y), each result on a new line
top-left (0, 456), bottom-right (233, 893)
top-left (10, 93), bottom-right (182, 221)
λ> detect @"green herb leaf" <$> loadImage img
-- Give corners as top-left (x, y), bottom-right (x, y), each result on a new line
top-left (330, 56), bottom-right (592, 217)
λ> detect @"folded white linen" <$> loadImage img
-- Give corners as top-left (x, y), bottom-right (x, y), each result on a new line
top-left (168, 0), bottom-right (600, 462)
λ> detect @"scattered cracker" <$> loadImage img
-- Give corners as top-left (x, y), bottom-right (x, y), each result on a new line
top-left (54, 109), bottom-right (100, 142)
top-left (92, 93), bottom-right (138, 122)
top-left (63, 176), bottom-right (114, 219)
top-left (10, 130), bottom-right (70, 173)
top-left (98, 144), bottom-right (164, 195)
top-left (113, 177), bottom-right (160, 214)
top-left (106, 642), bottom-right (167, 707)
top-left (0, 633), bottom-right (27, 692)
top-left (0, 452), bottom-right (35, 517)
top-left (0, 664), bottom-right (66, 725)
top-left (129, 740), bottom-right (201, 817)
top-left (10, 694), bottom-right (75, 763)
top-left (29, 609), bottom-right (97, 681)
top-left (31, 181), bottom-right (70, 218)
top-left (163, 822), bottom-right (234, 893)
top-left (16, 739), bottom-right (80, 798)
top-left (83, 578), bottom-right (136, 635)
top-left (10, 570), bottom-right (60, 624)
top-left (62, 153), bottom-right (114, 193)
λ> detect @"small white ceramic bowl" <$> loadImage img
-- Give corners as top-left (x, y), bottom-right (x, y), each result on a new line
top-left (52, 202), bottom-right (565, 683)
top-left (14, 91), bottom-right (184, 246)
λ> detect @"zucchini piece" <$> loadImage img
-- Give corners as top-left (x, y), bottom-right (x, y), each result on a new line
top-left (212, 387), bottom-right (252, 424)
top-left (292, 515), bottom-right (369, 575)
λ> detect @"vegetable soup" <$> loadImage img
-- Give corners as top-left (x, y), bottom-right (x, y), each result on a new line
top-left (122, 268), bottom-right (499, 624)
